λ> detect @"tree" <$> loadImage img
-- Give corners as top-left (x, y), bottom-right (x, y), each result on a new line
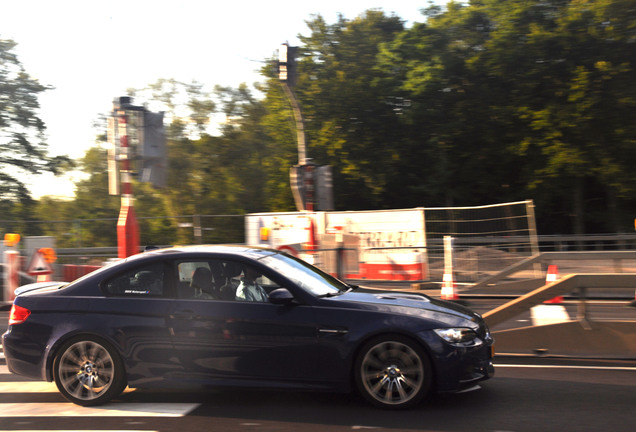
top-left (67, 147), bottom-right (120, 247)
top-left (127, 78), bottom-right (216, 141)
top-left (38, 2), bottom-right (636, 242)
top-left (288, 11), bottom-right (407, 209)
top-left (376, 1), bottom-right (507, 207)
top-left (71, 80), bottom-right (274, 246)
top-left (0, 38), bottom-right (71, 201)
top-left (377, 0), bottom-right (636, 233)
top-left (474, 0), bottom-right (636, 233)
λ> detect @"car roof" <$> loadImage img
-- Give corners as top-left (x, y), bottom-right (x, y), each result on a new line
top-left (125, 244), bottom-right (279, 262)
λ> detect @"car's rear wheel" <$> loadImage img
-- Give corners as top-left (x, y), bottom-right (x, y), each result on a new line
top-left (53, 336), bottom-right (126, 406)
top-left (354, 335), bottom-right (432, 409)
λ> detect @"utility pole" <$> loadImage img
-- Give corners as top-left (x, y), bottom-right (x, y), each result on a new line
top-left (279, 44), bottom-right (307, 166)
top-left (112, 97), bottom-right (141, 258)
top-left (279, 43), bottom-right (316, 212)
top-left (278, 43), bottom-right (334, 212)
top-left (108, 96), bottom-right (166, 257)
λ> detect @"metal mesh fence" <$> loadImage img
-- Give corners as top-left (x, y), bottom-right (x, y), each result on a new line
top-left (2, 201), bottom-right (538, 285)
top-left (424, 200), bottom-right (539, 282)
top-left (0, 215), bottom-right (246, 266)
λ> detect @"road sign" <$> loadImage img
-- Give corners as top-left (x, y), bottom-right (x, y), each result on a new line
top-left (27, 249), bottom-right (54, 276)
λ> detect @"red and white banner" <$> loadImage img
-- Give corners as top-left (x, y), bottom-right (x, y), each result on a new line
top-left (246, 209), bottom-right (428, 281)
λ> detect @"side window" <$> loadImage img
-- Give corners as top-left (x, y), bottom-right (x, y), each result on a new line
top-left (177, 261), bottom-right (215, 300)
top-left (170, 259), bottom-right (283, 302)
top-left (178, 262), bottom-right (210, 284)
top-left (103, 262), bottom-right (165, 296)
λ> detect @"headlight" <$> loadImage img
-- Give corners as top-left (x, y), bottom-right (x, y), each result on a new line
top-left (434, 328), bottom-right (482, 346)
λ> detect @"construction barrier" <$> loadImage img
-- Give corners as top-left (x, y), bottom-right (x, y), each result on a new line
top-left (3, 250), bottom-right (20, 302)
top-left (440, 236), bottom-right (459, 301)
top-left (543, 265), bottom-right (564, 304)
top-left (63, 265), bottom-right (101, 282)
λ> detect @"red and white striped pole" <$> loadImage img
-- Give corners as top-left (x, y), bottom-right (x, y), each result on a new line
top-left (441, 236), bottom-right (459, 301)
top-left (116, 109), bottom-right (140, 258)
top-left (3, 233), bottom-right (20, 302)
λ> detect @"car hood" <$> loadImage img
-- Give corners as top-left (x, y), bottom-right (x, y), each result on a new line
top-left (327, 289), bottom-right (481, 323)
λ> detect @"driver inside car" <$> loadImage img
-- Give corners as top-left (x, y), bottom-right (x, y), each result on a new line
top-left (235, 266), bottom-right (268, 302)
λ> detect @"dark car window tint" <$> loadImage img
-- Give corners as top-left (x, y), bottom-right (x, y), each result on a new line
top-left (103, 263), bottom-right (165, 296)
top-left (177, 262), bottom-right (214, 299)
top-left (173, 260), bottom-right (281, 302)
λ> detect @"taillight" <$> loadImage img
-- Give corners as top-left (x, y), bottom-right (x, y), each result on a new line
top-left (8, 304), bottom-right (31, 325)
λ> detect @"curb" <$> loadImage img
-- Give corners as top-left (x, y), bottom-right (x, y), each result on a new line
top-left (493, 354), bottom-right (636, 366)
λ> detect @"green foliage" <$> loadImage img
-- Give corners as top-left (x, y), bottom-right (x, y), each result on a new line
top-left (372, 0), bottom-right (636, 232)
top-left (14, 1), bottom-right (636, 241)
top-left (294, 11), bottom-right (408, 209)
top-left (0, 37), bottom-right (73, 202)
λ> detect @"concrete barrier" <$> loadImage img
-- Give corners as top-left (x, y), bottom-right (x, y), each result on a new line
top-left (484, 273), bottom-right (636, 359)
top-left (493, 321), bottom-right (636, 359)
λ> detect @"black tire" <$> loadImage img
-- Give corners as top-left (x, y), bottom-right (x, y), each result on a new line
top-left (354, 335), bottom-right (432, 409)
top-left (53, 336), bottom-right (126, 406)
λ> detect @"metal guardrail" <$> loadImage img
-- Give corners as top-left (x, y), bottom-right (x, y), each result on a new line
top-left (483, 273), bottom-right (636, 359)
top-left (483, 273), bottom-right (636, 328)
top-left (471, 251), bottom-right (636, 290)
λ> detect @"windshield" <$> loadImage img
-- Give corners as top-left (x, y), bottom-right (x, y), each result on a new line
top-left (259, 252), bottom-right (349, 296)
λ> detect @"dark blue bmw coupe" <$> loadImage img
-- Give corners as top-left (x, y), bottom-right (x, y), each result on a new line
top-left (2, 245), bottom-right (494, 409)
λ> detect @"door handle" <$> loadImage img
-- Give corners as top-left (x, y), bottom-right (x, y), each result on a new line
top-left (170, 310), bottom-right (199, 320)
top-left (318, 328), bottom-right (348, 335)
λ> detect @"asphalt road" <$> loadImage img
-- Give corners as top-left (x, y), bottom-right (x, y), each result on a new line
top-left (1, 355), bottom-right (635, 432)
top-left (3, 309), bottom-right (636, 432)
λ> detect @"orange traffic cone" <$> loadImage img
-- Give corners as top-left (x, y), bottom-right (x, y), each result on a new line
top-left (441, 271), bottom-right (459, 301)
top-left (546, 265), bottom-right (559, 283)
top-left (544, 265), bottom-right (563, 304)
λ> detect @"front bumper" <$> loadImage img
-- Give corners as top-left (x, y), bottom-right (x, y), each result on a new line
top-left (421, 330), bottom-right (495, 393)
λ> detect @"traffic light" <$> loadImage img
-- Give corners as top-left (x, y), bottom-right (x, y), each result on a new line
top-left (279, 43), bottom-right (297, 86)
top-left (138, 111), bottom-right (167, 188)
top-left (314, 165), bottom-right (334, 210)
top-left (107, 97), bottom-right (167, 192)
top-left (290, 164), bottom-right (333, 211)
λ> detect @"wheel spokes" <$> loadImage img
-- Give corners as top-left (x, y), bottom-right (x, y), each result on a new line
top-left (58, 341), bottom-right (114, 400)
top-left (361, 341), bottom-right (425, 405)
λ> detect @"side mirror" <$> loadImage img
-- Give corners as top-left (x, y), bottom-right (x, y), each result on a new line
top-left (269, 288), bottom-right (295, 305)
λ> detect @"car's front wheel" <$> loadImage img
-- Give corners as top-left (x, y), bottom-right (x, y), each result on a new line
top-left (53, 336), bottom-right (126, 406)
top-left (354, 335), bottom-right (432, 409)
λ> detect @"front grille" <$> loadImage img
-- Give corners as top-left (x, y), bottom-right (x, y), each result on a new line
top-left (476, 319), bottom-right (492, 342)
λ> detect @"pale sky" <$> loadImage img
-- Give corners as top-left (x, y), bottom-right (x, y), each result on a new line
top-left (0, 0), bottom-right (434, 199)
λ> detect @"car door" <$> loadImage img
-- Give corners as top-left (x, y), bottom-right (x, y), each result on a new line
top-left (97, 261), bottom-right (183, 383)
top-left (167, 258), bottom-right (325, 384)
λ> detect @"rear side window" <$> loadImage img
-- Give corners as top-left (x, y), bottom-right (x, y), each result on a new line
top-left (103, 262), bottom-right (165, 296)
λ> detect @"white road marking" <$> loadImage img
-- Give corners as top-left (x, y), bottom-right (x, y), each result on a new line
top-left (497, 364), bottom-right (636, 371)
top-left (0, 381), bottom-right (58, 393)
top-left (0, 402), bottom-right (199, 417)
top-left (530, 304), bottom-right (570, 326)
